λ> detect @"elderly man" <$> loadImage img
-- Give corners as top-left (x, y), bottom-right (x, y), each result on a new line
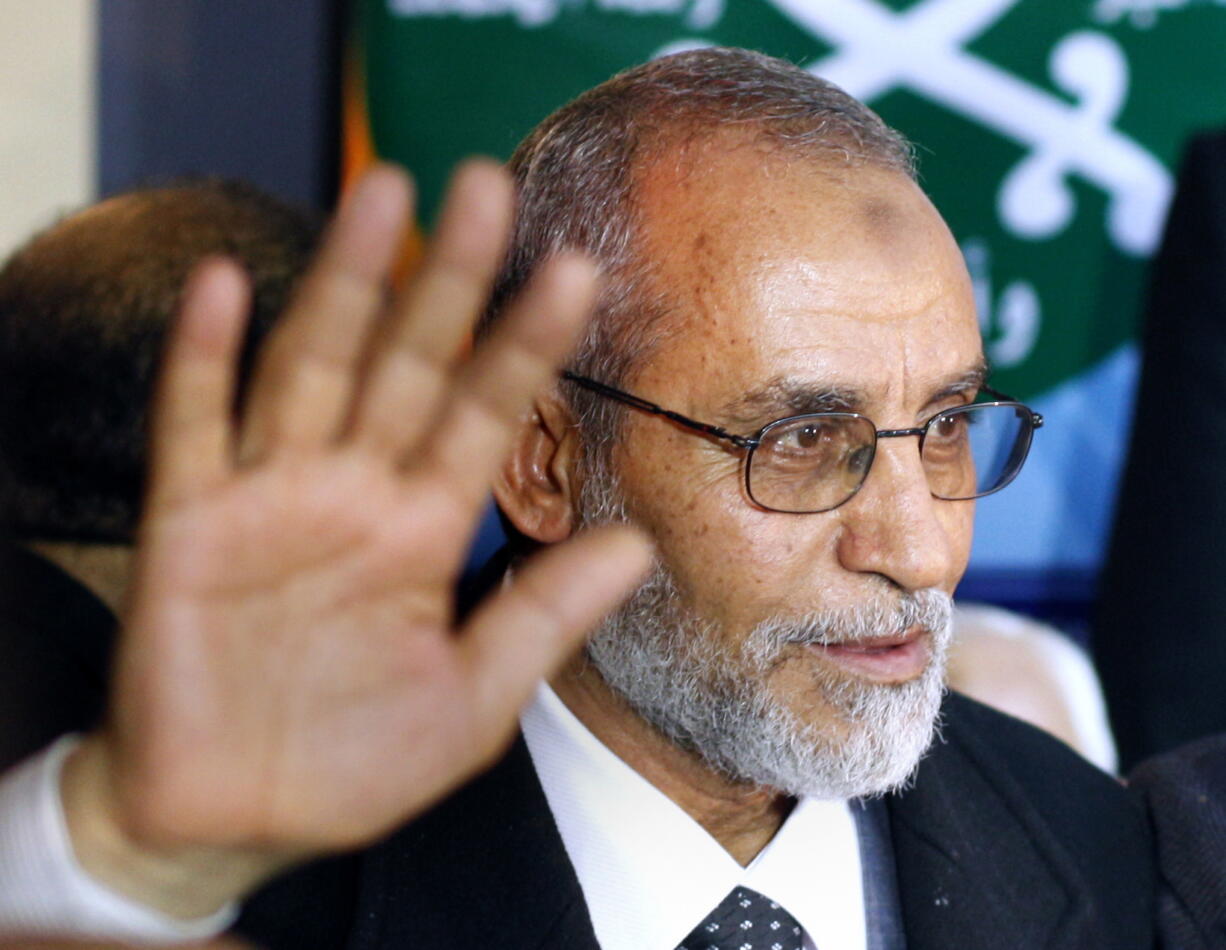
top-left (0, 49), bottom-right (1152, 948)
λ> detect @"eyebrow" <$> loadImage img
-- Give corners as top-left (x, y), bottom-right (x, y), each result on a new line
top-left (930, 361), bottom-right (991, 404)
top-left (719, 359), bottom-right (991, 427)
top-left (720, 382), bottom-right (863, 426)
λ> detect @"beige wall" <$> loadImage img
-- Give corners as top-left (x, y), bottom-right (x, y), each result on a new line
top-left (0, 1), bottom-right (95, 260)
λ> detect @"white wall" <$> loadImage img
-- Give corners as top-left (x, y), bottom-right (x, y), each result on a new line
top-left (0, 1), bottom-right (95, 260)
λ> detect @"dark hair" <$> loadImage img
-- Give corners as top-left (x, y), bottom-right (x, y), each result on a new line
top-left (0, 178), bottom-right (321, 542)
top-left (481, 47), bottom-right (914, 468)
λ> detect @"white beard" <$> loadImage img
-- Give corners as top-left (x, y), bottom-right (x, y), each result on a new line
top-left (578, 469), bottom-right (951, 800)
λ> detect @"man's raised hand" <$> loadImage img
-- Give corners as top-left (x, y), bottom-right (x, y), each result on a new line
top-left (61, 162), bottom-right (650, 919)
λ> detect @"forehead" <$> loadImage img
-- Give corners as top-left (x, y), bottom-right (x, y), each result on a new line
top-left (630, 138), bottom-right (982, 413)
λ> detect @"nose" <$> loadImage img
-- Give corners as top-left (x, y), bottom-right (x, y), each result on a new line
top-left (833, 434), bottom-right (965, 593)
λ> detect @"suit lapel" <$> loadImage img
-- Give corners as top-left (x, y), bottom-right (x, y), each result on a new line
top-left (344, 691), bottom-right (1140, 950)
top-left (347, 735), bottom-right (600, 950)
top-left (886, 696), bottom-right (1096, 950)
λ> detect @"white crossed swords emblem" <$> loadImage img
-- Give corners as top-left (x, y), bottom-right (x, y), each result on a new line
top-left (734, 0), bottom-right (1173, 256)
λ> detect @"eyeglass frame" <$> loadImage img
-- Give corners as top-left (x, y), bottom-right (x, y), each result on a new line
top-left (561, 370), bottom-right (1044, 514)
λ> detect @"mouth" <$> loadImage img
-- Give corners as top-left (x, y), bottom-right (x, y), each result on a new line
top-left (805, 626), bottom-right (930, 684)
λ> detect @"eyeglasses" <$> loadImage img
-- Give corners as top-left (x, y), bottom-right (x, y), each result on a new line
top-left (562, 371), bottom-right (1043, 514)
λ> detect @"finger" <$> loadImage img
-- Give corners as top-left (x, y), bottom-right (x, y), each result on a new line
top-left (145, 257), bottom-right (249, 511)
top-left (348, 160), bottom-right (513, 458)
top-left (239, 165), bottom-right (412, 460)
top-left (459, 525), bottom-right (653, 733)
top-left (418, 252), bottom-right (599, 506)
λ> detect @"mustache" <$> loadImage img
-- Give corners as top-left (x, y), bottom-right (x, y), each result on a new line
top-left (749, 588), bottom-right (954, 650)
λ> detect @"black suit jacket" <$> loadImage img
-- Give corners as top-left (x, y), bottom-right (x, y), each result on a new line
top-left (244, 693), bottom-right (1155, 950)
top-left (0, 543), bottom-right (114, 770)
top-left (1130, 734), bottom-right (1226, 950)
top-left (1094, 128), bottom-right (1226, 769)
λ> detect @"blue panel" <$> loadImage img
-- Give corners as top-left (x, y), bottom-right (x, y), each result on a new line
top-left (97, 0), bottom-right (341, 209)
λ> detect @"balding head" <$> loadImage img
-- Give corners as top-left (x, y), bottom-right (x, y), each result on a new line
top-left (482, 47), bottom-right (914, 472)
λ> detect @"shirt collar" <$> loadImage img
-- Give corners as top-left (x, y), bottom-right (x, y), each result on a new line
top-left (521, 683), bottom-right (867, 950)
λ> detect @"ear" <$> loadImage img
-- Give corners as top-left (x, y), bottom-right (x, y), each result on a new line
top-left (494, 390), bottom-right (581, 544)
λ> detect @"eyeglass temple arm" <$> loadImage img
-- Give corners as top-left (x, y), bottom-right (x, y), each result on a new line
top-left (561, 372), bottom-right (757, 449)
top-left (980, 384), bottom-right (1044, 429)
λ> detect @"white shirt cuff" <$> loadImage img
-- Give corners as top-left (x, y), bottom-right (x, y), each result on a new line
top-left (0, 735), bottom-right (239, 943)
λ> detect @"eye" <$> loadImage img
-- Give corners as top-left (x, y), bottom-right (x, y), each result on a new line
top-left (930, 411), bottom-right (969, 441)
top-left (750, 414), bottom-right (878, 511)
top-left (758, 416), bottom-right (862, 472)
top-left (792, 423), bottom-right (825, 449)
top-left (772, 418), bottom-right (844, 455)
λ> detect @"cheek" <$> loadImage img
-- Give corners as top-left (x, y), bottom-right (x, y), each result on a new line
top-left (614, 428), bottom-right (843, 619)
top-left (941, 502), bottom-right (976, 588)
top-left (634, 481), bottom-right (841, 623)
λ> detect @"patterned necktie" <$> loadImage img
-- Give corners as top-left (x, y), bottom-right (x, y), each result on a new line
top-left (675, 886), bottom-right (806, 950)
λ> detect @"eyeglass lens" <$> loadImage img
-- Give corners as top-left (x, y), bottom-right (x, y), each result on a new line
top-left (747, 403), bottom-right (1033, 514)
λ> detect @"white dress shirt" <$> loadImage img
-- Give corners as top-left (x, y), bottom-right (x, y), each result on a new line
top-left (0, 735), bottom-right (238, 942)
top-left (522, 684), bottom-right (867, 950)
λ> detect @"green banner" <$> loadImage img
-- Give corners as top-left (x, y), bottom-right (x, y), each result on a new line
top-left (362, 0), bottom-right (1226, 580)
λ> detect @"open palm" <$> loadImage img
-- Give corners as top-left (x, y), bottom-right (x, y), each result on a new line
top-left (66, 162), bottom-right (648, 915)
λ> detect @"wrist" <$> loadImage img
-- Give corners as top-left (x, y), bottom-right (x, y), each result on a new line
top-left (60, 734), bottom-right (290, 922)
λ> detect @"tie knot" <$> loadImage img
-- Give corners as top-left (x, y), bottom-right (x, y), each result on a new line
top-left (676, 885), bottom-right (805, 950)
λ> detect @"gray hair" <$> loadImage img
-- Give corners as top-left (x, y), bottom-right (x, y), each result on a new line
top-left (482, 46), bottom-right (915, 472)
